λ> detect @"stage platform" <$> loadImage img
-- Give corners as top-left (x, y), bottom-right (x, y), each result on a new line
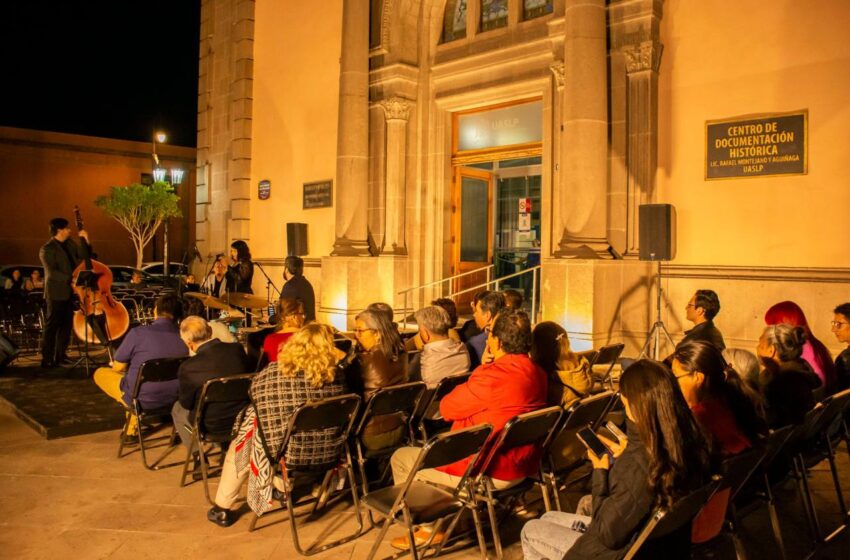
top-left (0, 355), bottom-right (125, 440)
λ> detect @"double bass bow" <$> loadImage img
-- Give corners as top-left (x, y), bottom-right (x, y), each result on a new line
top-left (71, 206), bottom-right (130, 344)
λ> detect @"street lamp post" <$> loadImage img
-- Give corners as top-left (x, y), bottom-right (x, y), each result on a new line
top-left (152, 131), bottom-right (184, 283)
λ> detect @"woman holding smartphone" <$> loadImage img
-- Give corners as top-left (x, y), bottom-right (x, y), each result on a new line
top-left (521, 359), bottom-right (710, 560)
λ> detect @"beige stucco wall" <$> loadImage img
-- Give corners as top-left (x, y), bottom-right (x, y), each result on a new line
top-left (249, 0), bottom-right (342, 262)
top-left (656, 0), bottom-right (850, 268)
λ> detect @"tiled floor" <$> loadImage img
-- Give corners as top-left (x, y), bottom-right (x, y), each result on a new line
top-left (1, 404), bottom-right (849, 559)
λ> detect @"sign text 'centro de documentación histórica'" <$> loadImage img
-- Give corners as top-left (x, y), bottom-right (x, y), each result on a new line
top-left (705, 110), bottom-right (807, 180)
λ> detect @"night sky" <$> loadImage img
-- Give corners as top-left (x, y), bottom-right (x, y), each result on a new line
top-left (0, 1), bottom-right (201, 147)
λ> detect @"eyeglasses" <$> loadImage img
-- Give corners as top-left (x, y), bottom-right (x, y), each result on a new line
top-left (832, 321), bottom-right (849, 329)
top-left (685, 303), bottom-right (696, 309)
top-left (353, 328), bottom-right (374, 335)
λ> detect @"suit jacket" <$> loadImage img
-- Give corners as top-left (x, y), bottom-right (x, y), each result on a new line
top-left (281, 275), bottom-right (316, 322)
top-left (39, 237), bottom-right (89, 301)
top-left (178, 339), bottom-right (251, 433)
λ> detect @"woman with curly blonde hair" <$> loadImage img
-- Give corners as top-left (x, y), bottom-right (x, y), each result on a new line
top-left (208, 323), bottom-right (350, 528)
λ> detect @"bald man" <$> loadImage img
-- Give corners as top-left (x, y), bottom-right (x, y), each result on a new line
top-left (172, 316), bottom-right (250, 453)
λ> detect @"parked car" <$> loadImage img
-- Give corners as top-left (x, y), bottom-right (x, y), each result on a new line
top-left (109, 266), bottom-right (165, 289)
top-left (141, 261), bottom-right (189, 277)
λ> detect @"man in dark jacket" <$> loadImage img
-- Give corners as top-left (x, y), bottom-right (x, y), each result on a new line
top-left (679, 289), bottom-right (725, 351)
top-left (39, 217), bottom-right (90, 368)
top-left (832, 302), bottom-right (850, 390)
top-left (280, 256), bottom-right (316, 322)
top-left (171, 316), bottom-right (250, 451)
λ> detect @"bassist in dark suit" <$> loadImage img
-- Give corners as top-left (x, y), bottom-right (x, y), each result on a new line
top-left (39, 217), bottom-right (90, 368)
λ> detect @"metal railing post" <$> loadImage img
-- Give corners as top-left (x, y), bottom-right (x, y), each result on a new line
top-left (531, 267), bottom-right (538, 323)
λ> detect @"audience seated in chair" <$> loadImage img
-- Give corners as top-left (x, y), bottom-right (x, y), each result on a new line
top-left (345, 308), bottom-right (408, 451)
top-left (171, 316), bottom-right (250, 456)
top-left (502, 288), bottom-right (523, 311)
top-left (672, 340), bottom-right (767, 543)
top-left (207, 323), bottom-right (347, 527)
top-left (410, 305), bottom-right (469, 388)
top-left (756, 323), bottom-right (820, 427)
top-left (465, 290), bottom-right (505, 370)
top-left (521, 359), bottom-right (711, 560)
top-left (389, 309), bottom-right (547, 550)
top-left (182, 297), bottom-right (236, 343)
top-left (93, 294), bottom-right (188, 438)
top-left (404, 298), bottom-right (462, 352)
top-left (832, 302), bottom-right (850, 391)
top-left (262, 298), bottom-right (304, 362)
top-left (531, 321), bottom-right (592, 409)
top-left (765, 300), bottom-right (836, 392)
top-left (723, 347), bottom-right (761, 393)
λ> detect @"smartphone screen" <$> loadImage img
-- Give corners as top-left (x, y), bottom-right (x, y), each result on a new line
top-left (577, 427), bottom-right (610, 458)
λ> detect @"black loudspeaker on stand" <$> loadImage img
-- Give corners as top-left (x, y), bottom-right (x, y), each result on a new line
top-left (286, 223), bottom-right (308, 256)
top-left (638, 204), bottom-right (677, 360)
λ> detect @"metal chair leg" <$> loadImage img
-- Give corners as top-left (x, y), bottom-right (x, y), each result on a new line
top-left (469, 500), bottom-right (489, 560)
top-left (793, 456), bottom-right (822, 543)
top-left (178, 439), bottom-right (196, 487)
top-left (365, 513), bottom-right (395, 560)
top-left (764, 472), bottom-right (788, 560)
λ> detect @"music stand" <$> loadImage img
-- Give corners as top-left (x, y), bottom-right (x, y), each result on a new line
top-left (71, 271), bottom-right (111, 376)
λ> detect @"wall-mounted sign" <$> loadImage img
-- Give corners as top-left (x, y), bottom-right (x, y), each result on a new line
top-left (705, 110), bottom-right (807, 180)
top-left (258, 179), bottom-right (271, 200)
top-left (518, 197), bottom-right (532, 213)
top-left (457, 100), bottom-right (543, 152)
top-left (303, 180), bottom-right (333, 209)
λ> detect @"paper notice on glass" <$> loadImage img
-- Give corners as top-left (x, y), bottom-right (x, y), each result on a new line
top-left (518, 213), bottom-right (531, 232)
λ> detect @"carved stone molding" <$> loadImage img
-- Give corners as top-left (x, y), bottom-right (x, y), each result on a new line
top-left (549, 61), bottom-right (565, 88)
top-left (624, 41), bottom-right (663, 74)
top-left (379, 96), bottom-right (412, 121)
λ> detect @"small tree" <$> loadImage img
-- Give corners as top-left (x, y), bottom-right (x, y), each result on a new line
top-left (95, 181), bottom-right (181, 268)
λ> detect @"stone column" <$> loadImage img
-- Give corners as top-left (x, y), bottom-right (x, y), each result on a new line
top-left (549, 61), bottom-right (565, 256)
top-left (379, 97), bottom-right (411, 255)
top-left (332, 0), bottom-right (371, 256)
top-left (556, 0), bottom-right (610, 258)
top-left (624, 41), bottom-right (662, 254)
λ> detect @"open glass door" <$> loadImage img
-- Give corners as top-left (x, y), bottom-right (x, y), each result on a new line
top-left (451, 167), bottom-right (493, 308)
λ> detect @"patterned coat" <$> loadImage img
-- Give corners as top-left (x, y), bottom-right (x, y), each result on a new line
top-left (231, 362), bottom-right (346, 514)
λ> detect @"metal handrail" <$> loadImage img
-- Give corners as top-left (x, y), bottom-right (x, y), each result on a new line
top-left (399, 265), bottom-right (541, 329)
top-left (397, 264), bottom-right (494, 297)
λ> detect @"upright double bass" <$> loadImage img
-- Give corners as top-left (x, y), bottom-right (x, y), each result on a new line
top-left (71, 206), bottom-right (130, 344)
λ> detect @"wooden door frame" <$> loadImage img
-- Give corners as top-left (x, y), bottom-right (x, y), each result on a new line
top-left (450, 166), bottom-right (494, 277)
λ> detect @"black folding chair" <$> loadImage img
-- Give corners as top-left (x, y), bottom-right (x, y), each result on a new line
top-left (415, 372), bottom-right (471, 442)
top-left (361, 423), bottom-right (494, 560)
top-left (792, 388), bottom-right (850, 544)
top-left (468, 406), bottom-right (564, 560)
top-left (543, 391), bottom-right (618, 511)
top-left (249, 393), bottom-right (364, 556)
top-left (178, 373), bottom-right (253, 504)
top-left (693, 444), bottom-right (768, 557)
top-left (353, 382), bottom-right (427, 498)
top-left (588, 342), bottom-right (625, 392)
top-left (117, 357), bottom-right (187, 469)
top-left (624, 477), bottom-right (722, 560)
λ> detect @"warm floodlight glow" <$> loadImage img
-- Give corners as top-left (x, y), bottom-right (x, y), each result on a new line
top-left (155, 132), bottom-right (167, 143)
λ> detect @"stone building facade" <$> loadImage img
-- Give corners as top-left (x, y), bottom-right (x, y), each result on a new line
top-left (194, 0), bottom-right (850, 355)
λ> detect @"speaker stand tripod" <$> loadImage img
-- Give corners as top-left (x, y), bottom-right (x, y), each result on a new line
top-left (639, 259), bottom-right (675, 361)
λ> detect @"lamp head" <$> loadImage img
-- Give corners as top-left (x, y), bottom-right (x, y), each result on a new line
top-left (154, 131), bottom-right (167, 144)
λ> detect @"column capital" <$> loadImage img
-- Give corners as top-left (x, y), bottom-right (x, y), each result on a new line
top-left (378, 96), bottom-right (412, 121)
top-left (623, 41), bottom-right (663, 74)
top-left (549, 61), bottom-right (565, 89)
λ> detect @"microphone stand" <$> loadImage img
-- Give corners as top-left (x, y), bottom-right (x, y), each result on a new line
top-left (253, 262), bottom-right (280, 324)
